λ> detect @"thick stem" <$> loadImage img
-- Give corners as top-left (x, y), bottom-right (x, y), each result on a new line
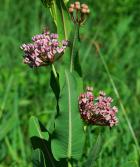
top-left (70, 24), bottom-right (80, 72)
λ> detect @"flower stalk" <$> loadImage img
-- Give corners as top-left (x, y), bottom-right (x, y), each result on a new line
top-left (51, 64), bottom-right (57, 79)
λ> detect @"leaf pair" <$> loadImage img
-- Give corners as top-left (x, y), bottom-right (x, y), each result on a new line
top-left (29, 70), bottom-right (85, 165)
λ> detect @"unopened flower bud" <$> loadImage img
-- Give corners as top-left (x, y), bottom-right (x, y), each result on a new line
top-left (75, 1), bottom-right (80, 6)
top-left (81, 4), bottom-right (88, 9)
top-left (81, 8), bottom-right (87, 14)
top-left (69, 7), bottom-right (74, 13)
top-left (74, 1), bottom-right (80, 10)
top-left (86, 86), bottom-right (93, 92)
top-left (69, 2), bottom-right (90, 25)
top-left (75, 4), bottom-right (80, 10)
top-left (70, 4), bottom-right (74, 8)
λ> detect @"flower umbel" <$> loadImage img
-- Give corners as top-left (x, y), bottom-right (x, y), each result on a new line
top-left (78, 87), bottom-right (118, 127)
top-left (68, 1), bottom-right (90, 25)
top-left (20, 31), bottom-right (69, 67)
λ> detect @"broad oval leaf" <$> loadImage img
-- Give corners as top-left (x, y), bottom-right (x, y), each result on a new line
top-left (29, 116), bottom-right (49, 141)
top-left (29, 116), bottom-right (57, 167)
top-left (51, 70), bottom-right (85, 160)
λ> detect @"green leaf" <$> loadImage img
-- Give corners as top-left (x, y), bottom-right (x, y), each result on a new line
top-left (51, 70), bottom-right (85, 160)
top-left (84, 134), bottom-right (102, 167)
top-left (32, 149), bottom-right (67, 167)
top-left (29, 116), bottom-right (49, 141)
top-left (53, 0), bottom-right (72, 40)
top-left (42, 0), bottom-right (72, 40)
top-left (29, 116), bottom-right (57, 167)
top-left (41, 0), bottom-right (73, 68)
top-left (32, 149), bottom-right (46, 167)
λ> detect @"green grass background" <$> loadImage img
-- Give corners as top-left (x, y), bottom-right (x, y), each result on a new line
top-left (0, 0), bottom-right (140, 166)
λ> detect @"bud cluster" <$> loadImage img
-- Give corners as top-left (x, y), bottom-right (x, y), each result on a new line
top-left (20, 31), bottom-right (69, 67)
top-left (68, 1), bottom-right (90, 25)
top-left (78, 87), bottom-right (118, 127)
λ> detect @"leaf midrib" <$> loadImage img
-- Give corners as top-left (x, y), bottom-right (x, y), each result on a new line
top-left (65, 70), bottom-right (72, 158)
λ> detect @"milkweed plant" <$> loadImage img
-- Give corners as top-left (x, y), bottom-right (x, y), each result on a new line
top-left (20, 1), bottom-right (118, 166)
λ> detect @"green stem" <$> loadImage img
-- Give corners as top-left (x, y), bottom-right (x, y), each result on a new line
top-left (68, 161), bottom-right (72, 167)
top-left (51, 64), bottom-right (57, 79)
top-left (70, 24), bottom-right (79, 72)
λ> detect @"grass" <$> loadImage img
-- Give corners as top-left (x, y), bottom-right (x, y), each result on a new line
top-left (0, 0), bottom-right (140, 166)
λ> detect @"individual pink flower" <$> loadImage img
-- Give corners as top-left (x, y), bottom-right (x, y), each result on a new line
top-left (20, 31), bottom-right (69, 67)
top-left (78, 87), bottom-right (118, 127)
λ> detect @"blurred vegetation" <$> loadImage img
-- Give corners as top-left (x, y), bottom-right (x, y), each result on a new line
top-left (0, 0), bottom-right (140, 166)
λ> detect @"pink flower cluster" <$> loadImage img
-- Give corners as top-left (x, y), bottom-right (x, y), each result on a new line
top-left (78, 87), bottom-right (118, 127)
top-left (20, 31), bottom-right (69, 67)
